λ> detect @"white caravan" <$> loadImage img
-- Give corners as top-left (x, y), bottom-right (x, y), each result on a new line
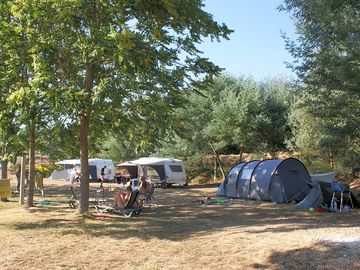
top-left (52, 158), bottom-right (115, 182)
top-left (117, 157), bottom-right (187, 187)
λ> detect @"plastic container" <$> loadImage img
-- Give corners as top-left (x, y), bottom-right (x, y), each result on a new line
top-left (332, 200), bottom-right (337, 211)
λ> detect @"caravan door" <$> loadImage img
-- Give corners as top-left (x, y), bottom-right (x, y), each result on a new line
top-left (90, 159), bottom-right (115, 182)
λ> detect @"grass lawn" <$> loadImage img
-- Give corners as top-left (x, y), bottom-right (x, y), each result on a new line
top-left (1, 179), bottom-right (360, 270)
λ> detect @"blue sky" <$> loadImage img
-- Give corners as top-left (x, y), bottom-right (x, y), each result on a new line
top-left (199, 0), bottom-right (297, 80)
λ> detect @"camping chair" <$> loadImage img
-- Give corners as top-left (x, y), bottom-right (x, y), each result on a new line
top-left (95, 188), bottom-right (106, 204)
top-left (143, 182), bottom-right (157, 207)
top-left (68, 186), bottom-right (79, 208)
top-left (331, 182), bottom-right (354, 212)
top-left (95, 190), bottom-right (142, 217)
top-left (88, 188), bottom-right (107, 205)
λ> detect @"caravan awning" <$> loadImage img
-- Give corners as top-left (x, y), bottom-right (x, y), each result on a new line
top-left (116, 161), bottom-right (138, 167)
top-left (310, 171), bottom-right (338, 183)
top-left (116, 157), bottom-right (180, 166)
top-left (56, 159), bottom-right (80, 165)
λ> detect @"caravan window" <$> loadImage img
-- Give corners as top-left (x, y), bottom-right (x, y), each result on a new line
top-left (169, 165), bottom-right (183, 172)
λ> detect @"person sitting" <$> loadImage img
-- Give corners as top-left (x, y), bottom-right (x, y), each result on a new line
top-left (114, 186), bottom-right (132, 208)
top-left (139, 176), bottom-right (149, 200)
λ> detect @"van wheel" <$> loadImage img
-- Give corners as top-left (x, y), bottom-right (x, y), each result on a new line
top-left (160, 182), bottom-right (167, 189)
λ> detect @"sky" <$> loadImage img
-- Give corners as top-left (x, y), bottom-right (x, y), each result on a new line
top-left (199, 0), bottom-right (297, 80)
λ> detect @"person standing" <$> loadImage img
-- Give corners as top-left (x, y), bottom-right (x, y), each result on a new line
top-left (35, 165), bottom-right (45, 196)
top-left (100, 165), bottom-right (106, 188)
top-left (139, 176), bottom-right (149, 202)
top-left (15, 166), bottom-right (21, 192)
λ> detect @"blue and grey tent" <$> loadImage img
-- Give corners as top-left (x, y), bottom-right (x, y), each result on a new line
top-left (216, 158), bottom-right (312, 203)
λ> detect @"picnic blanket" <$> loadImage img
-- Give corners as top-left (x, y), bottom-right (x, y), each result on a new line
top-left (34, 200), bottom-right (61, 206)
top-left (195, 197), bottom-right (246, 206)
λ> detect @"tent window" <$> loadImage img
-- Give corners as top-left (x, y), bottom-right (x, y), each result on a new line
top-left (240, 168), bottom-right (253, 180)
top-left (228, 173), bottom-right (237, 184)
top-left (169, 165), bottom-right (183, 172)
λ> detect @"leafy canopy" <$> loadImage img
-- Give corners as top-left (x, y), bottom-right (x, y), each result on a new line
top-left (281, 0), bottom-right (360, 174)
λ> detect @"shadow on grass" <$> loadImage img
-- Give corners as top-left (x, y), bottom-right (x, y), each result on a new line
top-left (252, 241), bottom-right (360, 270)
top-left (7, 181), bottom-right (360, 242)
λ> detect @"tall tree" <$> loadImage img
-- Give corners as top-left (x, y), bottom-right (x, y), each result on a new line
top-left (259, 78), bottom-right (292, 156)
top-left (0, 1), bottom-right (59, 206)
top-left (207, 77), bottom-right (292, 158)
top-left (157, 76), bottom-right (292, 180)
top-left (22, 0), bottom-right (232, 214)
top-left (281, 0), bottom-right (360, 174)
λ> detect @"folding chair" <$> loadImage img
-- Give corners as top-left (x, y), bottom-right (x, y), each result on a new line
top-left (331, 182), bottom-right (354, 212)
top-left (89, 188), bottom-right (107, 205)
top-left (143, 182), bottom-right (157, 207)
top-left (95, 190), bottom-right (142, 217)
top-left (68, 186), bottom-right (79, 208)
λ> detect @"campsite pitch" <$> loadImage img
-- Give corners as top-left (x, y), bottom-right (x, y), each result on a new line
top-left (0, 179), bottom-right (360, 270)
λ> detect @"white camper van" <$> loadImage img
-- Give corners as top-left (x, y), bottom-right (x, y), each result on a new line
top-left (117, 157), bottom-right (187, 187)
top-left (53, 158), bottom-right (115, 182)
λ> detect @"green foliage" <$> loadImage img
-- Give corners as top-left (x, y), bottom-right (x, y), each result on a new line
top-left (208, 76), bottom-right (293, 156)
top-left (96, 133), bottom-right (145, 163)
top-left (298, 156), bottom-right (333, 175)
top-left (287, 99), bottom-right (321, 156)
top-left (184, 154), bottom-right (212, 183)
top-left (157, 75), bottom-right (293, 160)
top-left (0, 0), bottom-right (232, 212)
top-left (281, 0), bottom-right (360, 175)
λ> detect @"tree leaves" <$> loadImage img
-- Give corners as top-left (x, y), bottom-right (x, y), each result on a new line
top-left (0, 0), bottom-right (232, 212)
top-left (282, 0), bottom-right (360, 174)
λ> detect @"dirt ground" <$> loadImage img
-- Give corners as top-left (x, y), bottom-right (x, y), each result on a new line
top-left (0, 179), bottom-right (360, 270)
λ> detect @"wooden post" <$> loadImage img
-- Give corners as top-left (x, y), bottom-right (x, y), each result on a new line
top-left (19, 154), bottom-right (26, 205)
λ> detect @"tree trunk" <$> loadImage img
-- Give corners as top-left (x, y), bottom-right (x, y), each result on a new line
top-left (0, 156), bottom-right (8, 201)
top-left (78, 64), bottom-right (94, 215)
top-left (1, 157), bottom-right (8, 179)
top-left (27, 120), bottom-right (36, 207)
top-left (216, 155), bottom-right (225, 180)
top-left (238, 146), bottom-right (244, 163)
top-left (209, 142), bottom-right (225, 180)
top-left (213, 156), bottom-right (217, 181)
top-left (79, 111), bottom-right (90, 214)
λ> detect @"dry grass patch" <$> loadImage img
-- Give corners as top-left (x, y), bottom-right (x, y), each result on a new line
top-left (1, 179), bottom-right (360, 270)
